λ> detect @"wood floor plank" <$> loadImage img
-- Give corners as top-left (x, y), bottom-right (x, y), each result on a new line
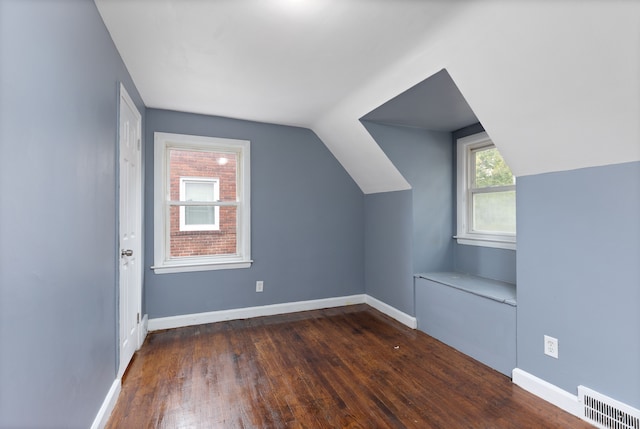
top-left (107, 305), bottom-right (593, 428)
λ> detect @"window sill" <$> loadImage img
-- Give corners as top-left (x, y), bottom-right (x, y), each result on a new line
top-left (454, 235), bottom-right (516, 251)
top-left (151, 260), bottom-right (253, 274)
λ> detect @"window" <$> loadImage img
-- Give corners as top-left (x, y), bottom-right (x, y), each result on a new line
top-left (153, 132), bottom-right (251, 273)
top-left (179, 177), bottom-right (220, 231)
top-left (456, 132), bottom-right (516, 250)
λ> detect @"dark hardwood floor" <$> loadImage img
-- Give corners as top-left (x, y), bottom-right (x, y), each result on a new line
top-left (106, 305), bottom-right (592, 428)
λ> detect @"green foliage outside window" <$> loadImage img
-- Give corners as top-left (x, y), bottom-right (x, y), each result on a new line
top-left (474, 147), bottom-right (514, 188)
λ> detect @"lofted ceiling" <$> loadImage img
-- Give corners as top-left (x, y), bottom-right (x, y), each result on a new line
top-left (361, 69), bottom-right (478, 132)
top-left (96, 0), bottom-right (640, 194)
top-left (95, 0), bottom-right (466, 128)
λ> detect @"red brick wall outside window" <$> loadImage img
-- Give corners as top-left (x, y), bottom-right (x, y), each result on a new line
top-left (169, 149), bottom-right (237, 257)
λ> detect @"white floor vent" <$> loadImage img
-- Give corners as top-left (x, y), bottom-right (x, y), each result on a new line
top-left (578, 386), bottom-right (640, 429)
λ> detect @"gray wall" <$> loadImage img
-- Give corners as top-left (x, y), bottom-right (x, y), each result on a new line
top-left (363, 121), bottom-right (453, 315)
top-left (452, 124), bottom-right (516, 284)
top-left (144, 109), bottom-right (364, 318)
top-left (0, 0), bottom-right (145, 427)
top-left (364, 190), bottom-right (415, 314)
top-left (517, 161), bottom-right (640, 408)
top-left (363, 121), bottom-right (515, 284)
top-left (363, 122), bottom-right (454, 273)
top-left (453, 245), bottom-right (517, 285)
top-left (361, 122), bottom-right (453, 316)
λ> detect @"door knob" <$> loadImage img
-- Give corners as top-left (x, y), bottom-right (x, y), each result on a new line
top-left (121, 249), bottom-right (133, 257)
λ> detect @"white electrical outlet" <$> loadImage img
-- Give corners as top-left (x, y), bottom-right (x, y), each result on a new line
top-left (544, 335), bottom-right (558, 359)
top-left (256, 281), bottom-right (264, 292)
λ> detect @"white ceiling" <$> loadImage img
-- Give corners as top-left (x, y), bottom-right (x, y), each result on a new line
top-left (95, 0), bottom-right (464, 128)
top-left (96, 0), bottom-right (640, 194)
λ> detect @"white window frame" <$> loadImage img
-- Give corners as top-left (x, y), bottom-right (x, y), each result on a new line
top-left (455, 131), bottom-right (516, 250)
top-left (179, 177), bottom-right (220, 232)
top-left (152, 132), bottom-right (251, 273)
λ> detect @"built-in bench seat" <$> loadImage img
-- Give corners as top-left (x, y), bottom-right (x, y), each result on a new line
top-left (414, 272), bottom-right (516, 376)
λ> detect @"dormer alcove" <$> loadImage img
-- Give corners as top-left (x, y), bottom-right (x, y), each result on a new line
top-left (361, 69), bottom-right (517, 375)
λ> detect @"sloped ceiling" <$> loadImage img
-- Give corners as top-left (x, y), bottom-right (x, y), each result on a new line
top-left (361, 69), bottom-right (478, 132)
top-left (96, 0), bottom-right (640, 194)
top-left (94, 0), bottom-right (464, 127)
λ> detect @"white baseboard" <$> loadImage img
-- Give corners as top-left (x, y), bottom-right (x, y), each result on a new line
top-left (148, 294), bottom-right (418, 331)
top-left (90, 379), bottom-right (121, 429)
top-left (365, 295), bottom-right (417, 329)
top-left (148, 294), bottom-right (367, 331)
top-left (512, 368), bottom-right (581, 418)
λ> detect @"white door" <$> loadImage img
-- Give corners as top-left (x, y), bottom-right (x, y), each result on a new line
top-left (118, 83), bottom-right (142, 378)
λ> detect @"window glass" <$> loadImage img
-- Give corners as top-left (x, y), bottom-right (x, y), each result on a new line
top-left (182, 179), bottom-right (218, 228)
top-left (472, 190), bottom-right (516, 233)
top-left (153, 133), bottom-right (251, 273)
top-left (472, 146), bottom-right (515, 188)
top-left (456, 131), bottom-right (516, 250)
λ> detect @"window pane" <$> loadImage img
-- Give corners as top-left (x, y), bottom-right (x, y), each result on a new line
top-left (185, 206), bottom-right (215, 225)
top-left (184, 181), bottom-right (215, 202)
top-left (154, 132), bottom-right (251, 272)
top-left (472, 190), bottom-right (516, 234)
top-left (170, 206), bottom-right (237, 258)
top-left (473, 147), bottom-right (514, 188)
top-left (170, 149), bottom-right (237, 202)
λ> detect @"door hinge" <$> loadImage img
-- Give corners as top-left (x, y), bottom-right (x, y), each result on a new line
top-left (137, 138), bottom-right (141, 151)
top-left (137, 313), bottom-right (140, 324)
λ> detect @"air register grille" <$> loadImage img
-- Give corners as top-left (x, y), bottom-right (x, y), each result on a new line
top-left (578, 386), bottom-right (640, 429)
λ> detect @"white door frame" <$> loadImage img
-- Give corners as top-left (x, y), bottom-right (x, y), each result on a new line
top-left (118, 83), bottom-right (143, 378)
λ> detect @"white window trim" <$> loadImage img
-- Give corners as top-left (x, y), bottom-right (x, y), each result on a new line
top-left (179, 177), bottom-right (220, 232)
top-left (152, 132), bottom-right (252, 273)
top-left (455, 131), bottom-right (516, 250)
